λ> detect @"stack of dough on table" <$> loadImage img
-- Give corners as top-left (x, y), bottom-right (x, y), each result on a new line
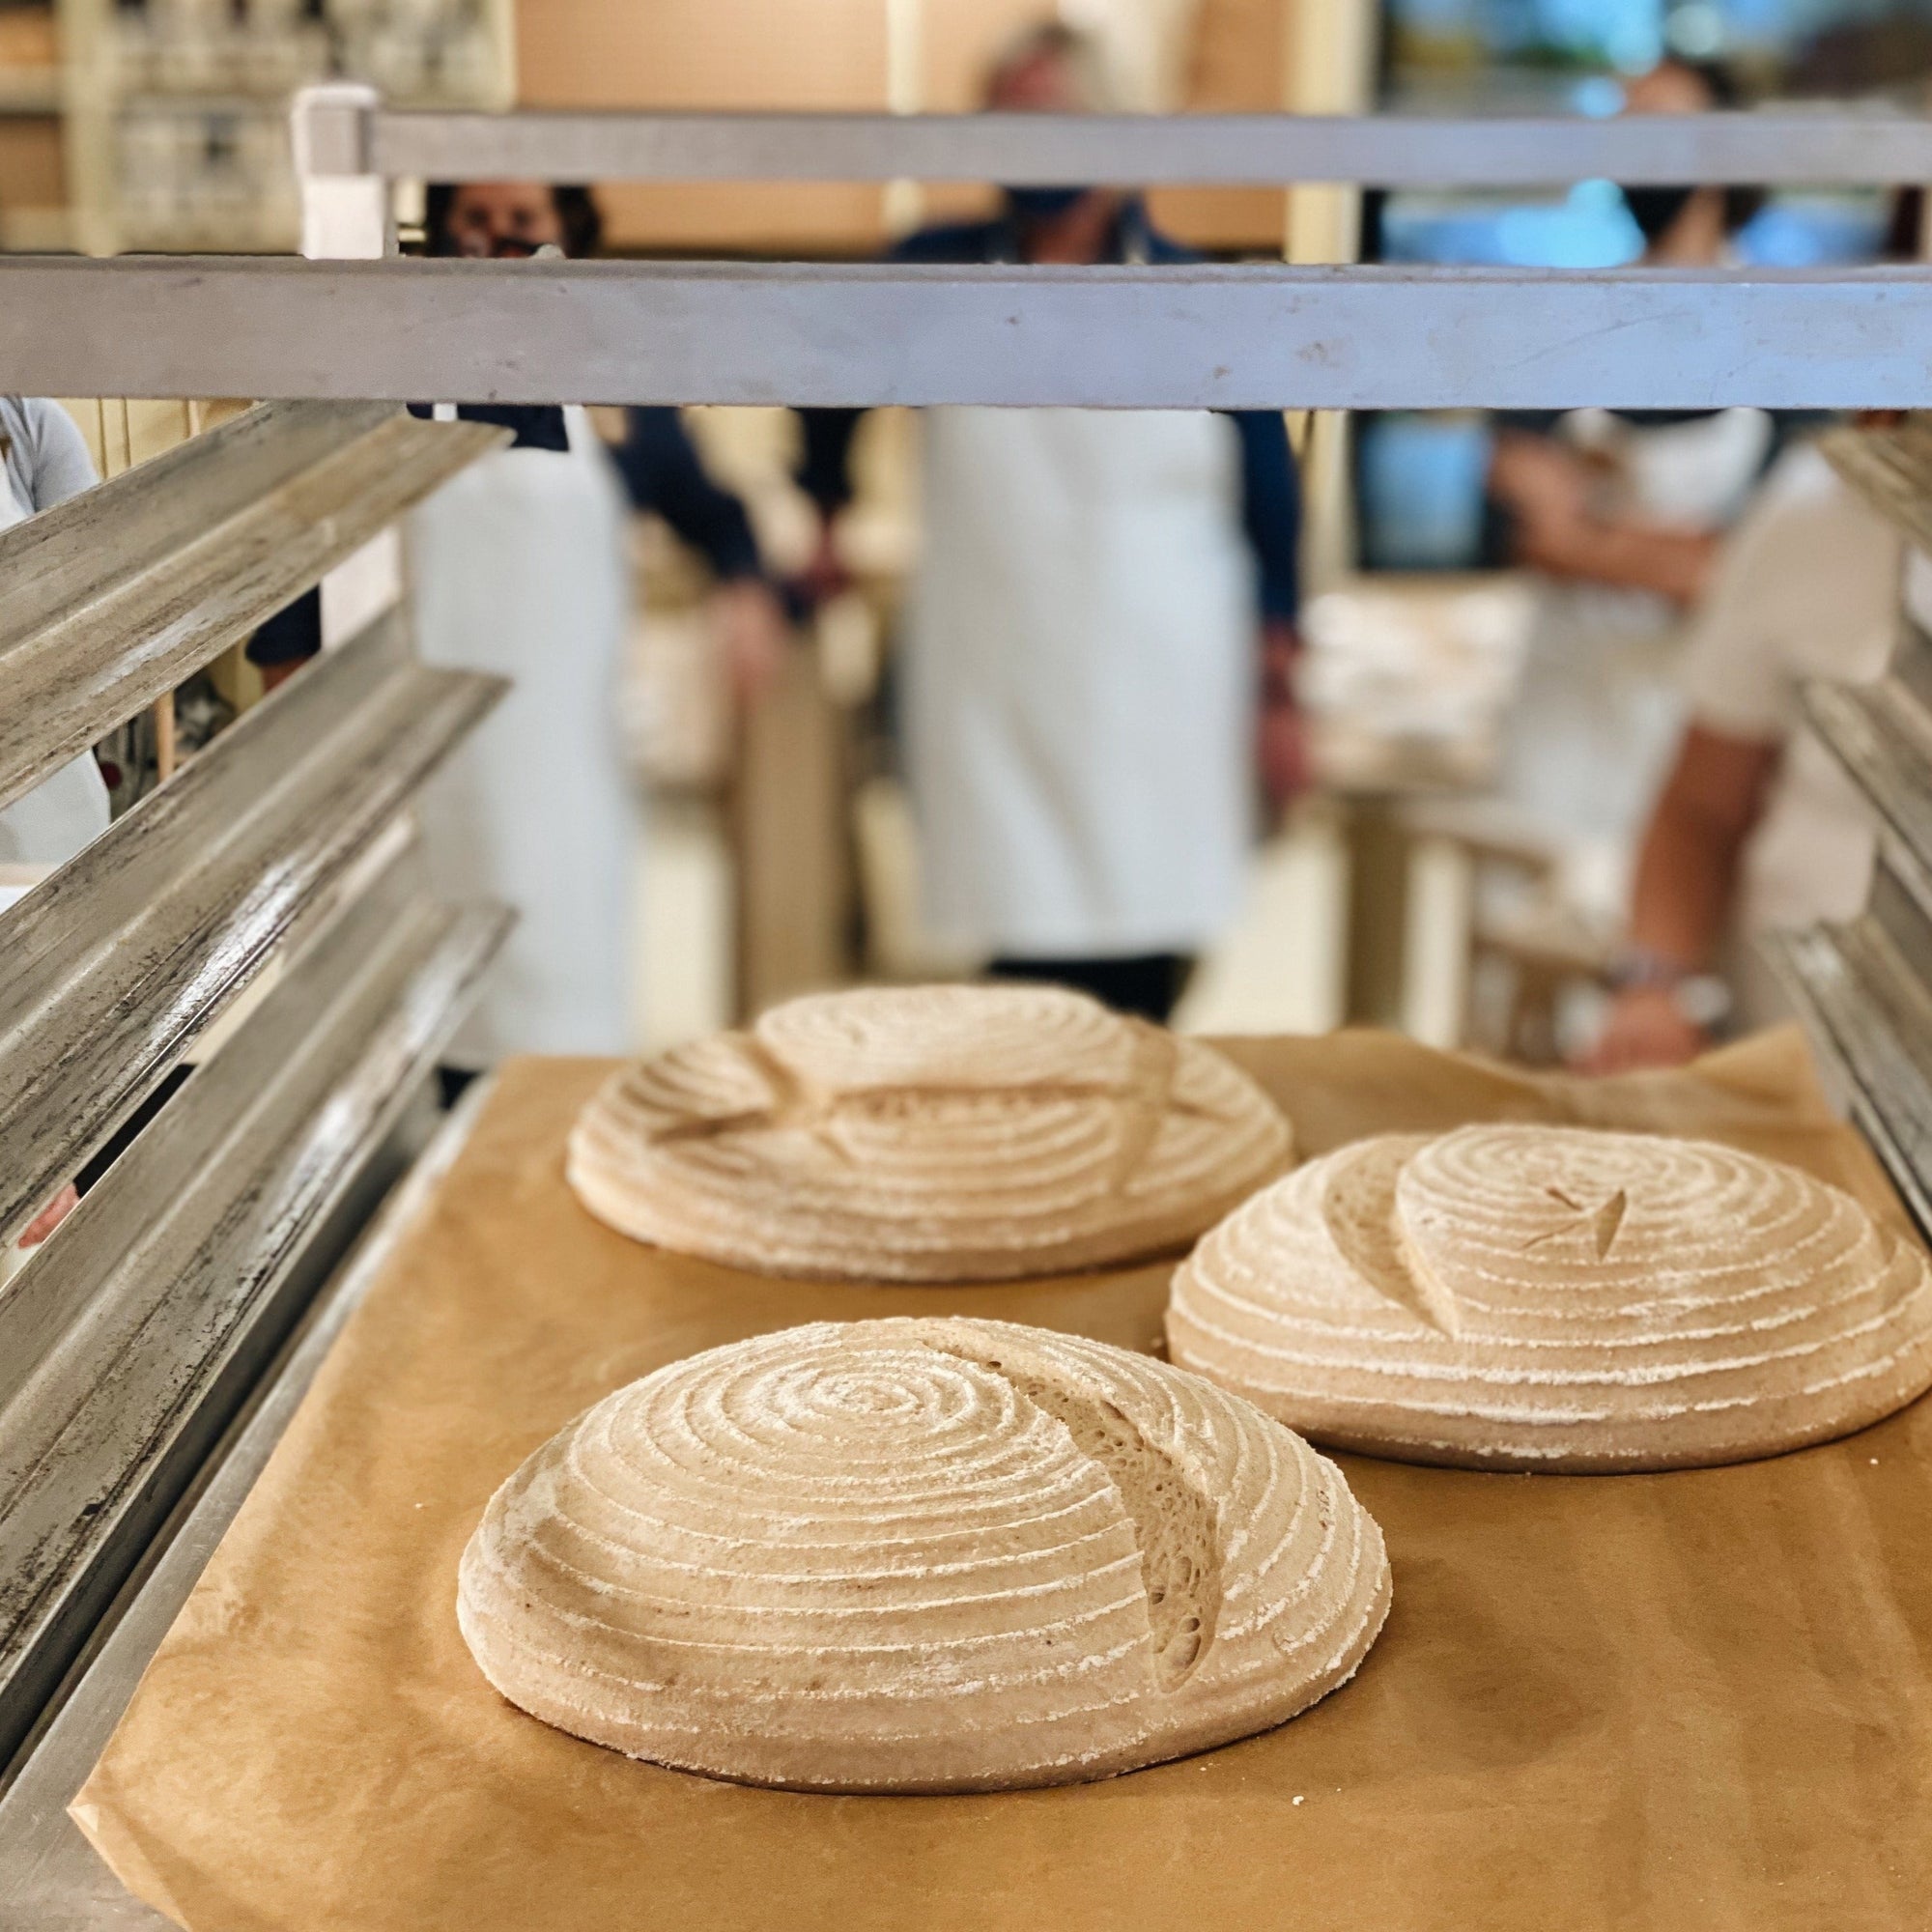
top-left (451, 985), bottom-right (1932, 1792)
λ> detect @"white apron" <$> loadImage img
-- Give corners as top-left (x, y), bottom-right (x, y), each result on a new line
top-left (1497, 407), bottom-right (1773, 916)
top-left (0, 474), bottom-right (111, 876)
top-left (904, 408), bottom-right (1253, 957)
top-left (409, 407), bottom-right (638, 1062)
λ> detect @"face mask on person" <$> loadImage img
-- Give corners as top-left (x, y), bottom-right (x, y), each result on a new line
top-left (1004, 185), bottom-right (1092, 224)
top-left (1621, 185), bottom-right (1696, 248)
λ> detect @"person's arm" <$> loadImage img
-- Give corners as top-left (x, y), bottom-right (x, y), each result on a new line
top-left (1627, 726), bottom-right (1780, 971)
top-left (795, 409), bottom-right (866, 524)
top-left (791, 409), bottom-right (867, 608)
top-left (1230, 411), bottom-right (1308, 807)
top-left (791, 221), bottom-right (993, 603)
top-left (1582, 724), bottom-right (1779, 1072)
top-left (612, 408), bottom-right (762, 582)
top-left (1489, 430), bottom-right (1718, 607)
top-left (1514, 513), bottom-right (1719, 607)
top-left (1231, 410), bottom-right (1300, 626)
top-left (612, 408), bottom-right (791, 702)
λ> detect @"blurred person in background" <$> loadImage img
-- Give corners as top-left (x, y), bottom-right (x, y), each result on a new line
top-left (1488, 58), bottom-right (1771, 605)
top-left (1484, 56), bottom-right (1775, 918)
top-left (249, 181), bottom-right (788, 1063)
top-left (797, 22), bottom-right (1303, 1025)
top-left (1584, 422), bottom-right (1904, 1073)
top-left (425, 184), bottom-right (787, 718)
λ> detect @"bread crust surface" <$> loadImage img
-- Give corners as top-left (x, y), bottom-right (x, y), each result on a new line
top-left (567, 985), bottom-right (1293, 1282)
top-left (458, 1316), bottom-right (1390, 1791)
top-left (1169, 1124), bottom-right (1932, 1470)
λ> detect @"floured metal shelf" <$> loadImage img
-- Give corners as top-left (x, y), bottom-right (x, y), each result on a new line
top-left (0, 366), bottom-right (510, 1804)
top-left (0, 609), bottom-right (504, 1251)
top-left (0, 1080), bottom-right (497, 1929)
top-left (1801, 676), bottom-right (1932, 881)
top-left (1769, 951), bottom-right (1932, 1245)
top-left (1783, 443), bottom-right (1932, 1244)
top-left (1769, 831), bottom-right (1932, 1244)
top-left (0, 399), bottom-right (502, 813)
top-left (1822, 416), bottom-right (1932, 558)
top-left (0, 840), bottom-right (507, 1771)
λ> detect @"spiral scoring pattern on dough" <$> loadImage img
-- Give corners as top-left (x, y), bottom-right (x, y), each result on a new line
top-left (566, 984), bottom-right (1293, 1282)
top-left (457, 1318), bottom-right (1391, 1791)
top-left (1168, 1124), bottom-right (1932, 1471)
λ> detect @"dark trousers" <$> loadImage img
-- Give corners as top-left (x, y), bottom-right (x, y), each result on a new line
top-left (985, 952), bottom-right (1196, 1025)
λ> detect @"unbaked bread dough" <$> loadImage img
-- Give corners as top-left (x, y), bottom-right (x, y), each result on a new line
top-left (457, 1317), bottom-right (1391, 1791)
top-left (566, 984), bottom-right (1293, 1281)
top-left (1168, 1123), bottom-right (1932, 1471)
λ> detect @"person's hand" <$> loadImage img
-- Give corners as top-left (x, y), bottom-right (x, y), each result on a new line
top-left (798, 521), bottom-right (852, 611)
top-left (1489, 433), bottom-right (1593, 519)
top-left (18, 1181), bottom-right (78, 1249)
top-left (1257, 621), bottom-right (1310, 812)
top-left (1489, 433), bottom-right (1594, 558)
top-left (1577, 986), bottom-right (1708, 1074)
top-left (708, 579), bottom-right (790, 705)
top-left (1257, 699), bottom-right (1311, 814)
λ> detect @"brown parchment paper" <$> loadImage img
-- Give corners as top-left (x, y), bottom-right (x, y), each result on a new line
top-left (71, 1028), bottom-right (1932, 1932)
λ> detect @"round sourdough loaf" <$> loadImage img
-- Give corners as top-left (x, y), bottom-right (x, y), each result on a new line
top-left (565, 984), bottom-right (1292, 1281)
top-left (457, 1317), bottom-right (1391, 1792)
top-left (1168, 1123), bottom-right (1932, 1471)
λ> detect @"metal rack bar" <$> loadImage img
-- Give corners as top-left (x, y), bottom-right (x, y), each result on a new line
top-left (332, 105), bottom-right (1932, 187)
top-left (1775, 418), bottom-right (1932, 1238)
top-left (0, 609), bottom-right (505, 1251)
top-left (0, 841), bottom-right (508, 1772)
top-left (0, 401), bottom-right (502, 815)
top-left (1822, 417), bottom-right (1932, 557)
top-left (1767, 846), bottom-right (1932, 1242)
top-left (7, 257), bottom-right (1932, 412)
top-left (1801, 677), bottom-right (1932, 881)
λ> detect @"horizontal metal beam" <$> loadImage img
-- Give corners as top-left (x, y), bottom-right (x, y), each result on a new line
top-left (358, 107), bottom-right (1932, 187)
top-left (0, 608), bottom-right (504, 1250)
top-left (0, 840), bottom-right (507, 1772)
top-left (9, 257), bottom-right (1932, 411)
top-left (0, 399), bottom-right (503, 813)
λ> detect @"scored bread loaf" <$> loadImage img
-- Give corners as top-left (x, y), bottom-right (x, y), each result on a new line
top-left (566, 983), bottom-right (1293, 1281)
top-left (457, 1317), bottom-right (1391, 1792)
top-left (1168, 1123), bottom-right (1932, 1471)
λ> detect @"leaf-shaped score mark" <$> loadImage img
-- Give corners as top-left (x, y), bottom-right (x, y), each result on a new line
top-left (1522, 1185), bottom-right (1629, 1262)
